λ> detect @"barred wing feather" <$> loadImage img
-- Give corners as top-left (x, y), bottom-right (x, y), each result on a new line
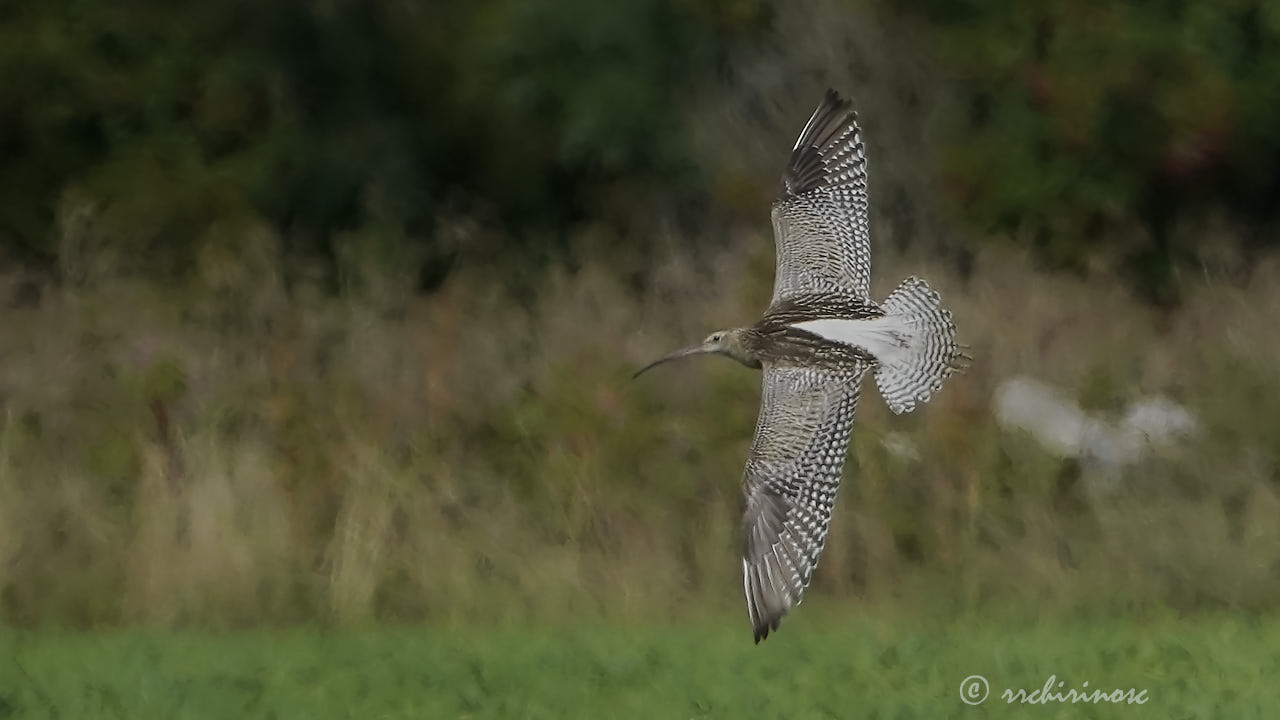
top-left (741, 363), bottom-right (866, 642)
top-left (770, 89), bottom-right (874, 306)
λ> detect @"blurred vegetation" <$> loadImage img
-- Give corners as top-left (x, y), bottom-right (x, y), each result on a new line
top-left (3, 0), bottom-right (1278, 298)
top-left (907, 0), bottom-right (1280, 302)
top-left (1, 0), bottom-right (1280, 633)
top-left (3, 614), bottom-right (1279, 718)
top-left (0, 0), bottom-right (768, 287)
top-left (2, 245), bottom-right (1280, 627)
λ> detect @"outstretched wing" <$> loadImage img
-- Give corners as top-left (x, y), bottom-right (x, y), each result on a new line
top-left (770, 89), bottom-right (873, 306)
top-left (741, 362), bottom-right (866, 642)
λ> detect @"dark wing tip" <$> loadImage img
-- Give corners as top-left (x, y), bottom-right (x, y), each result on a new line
top-left (743, 525), bottom-right (797, 644)
top-left (779, 89), bottom-right (859, 200)
top-left (753, 615), bottom-right (782, 644)
top-left (745, 567), bottom-right (784, 644)
top-left (743, 484), bottom-right (806, 644)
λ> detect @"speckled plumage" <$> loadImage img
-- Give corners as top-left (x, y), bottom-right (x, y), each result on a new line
top-left (771, 90), bottom-right (874, 304)
top-left (635, 89), bottom-right (967, 643)
top-left (740, 363), bottom-right (865, 641)
top-left (739, 91), bottom-right (967, 642)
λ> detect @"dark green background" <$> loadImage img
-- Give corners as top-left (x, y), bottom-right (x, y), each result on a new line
top-left (4, 0), bottom-right (1278, 302)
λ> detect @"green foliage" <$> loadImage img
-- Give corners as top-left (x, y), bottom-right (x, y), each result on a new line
top-left (4, 0), bottom-right (1278, 299)
top-left (142, 356), bottom-right (187, 405)
top-left (3, 0), bottom-right (1280, 638)
top-left (0, 0), bottom-right (766, 283)
top-left (2, 614), bottom-right (1278, 718)
top-left (905, 0), bottom-right (1280, 300)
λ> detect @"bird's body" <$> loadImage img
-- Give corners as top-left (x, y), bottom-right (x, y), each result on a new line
top-left (635, 90), bottom-right (968, 642)
top-left (715, 296), bottom-right (880, 370)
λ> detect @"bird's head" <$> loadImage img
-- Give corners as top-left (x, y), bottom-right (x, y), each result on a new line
top-left (633, 328), bottom-right (759, 378)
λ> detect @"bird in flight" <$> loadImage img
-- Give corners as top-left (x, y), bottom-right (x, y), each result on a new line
top-left (634, 89), bottom-right (968, 642)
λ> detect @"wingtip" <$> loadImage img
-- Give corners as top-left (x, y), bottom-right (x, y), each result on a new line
top-left (781, 89), bottom-right (861, 196)
top-left (752, 618), bottom-right (780, 644)
top-left (817, 89), bottom-right (852, 118)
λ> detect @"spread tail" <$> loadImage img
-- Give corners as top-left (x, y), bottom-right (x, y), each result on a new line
top-left (873, 276), bottom-right (968, 414)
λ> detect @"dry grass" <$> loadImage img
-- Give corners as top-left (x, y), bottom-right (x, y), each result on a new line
top-left (3, 1), bottom-right (1277, 623)
top-left (1, 224), bottom-right (1278, 627)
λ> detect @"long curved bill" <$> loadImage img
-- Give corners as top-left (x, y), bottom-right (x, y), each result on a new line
top-left (632, 344), bottom-right (710, 379)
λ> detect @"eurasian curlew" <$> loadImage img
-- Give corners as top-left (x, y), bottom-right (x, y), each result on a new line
top-left (635, 89), bottom-right (969, 643)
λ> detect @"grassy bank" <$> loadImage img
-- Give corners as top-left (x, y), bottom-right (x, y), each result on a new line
top-left (2, 611), bottom-right (1277, 718)
top-left (2, 244), bottom-right (1280, 626)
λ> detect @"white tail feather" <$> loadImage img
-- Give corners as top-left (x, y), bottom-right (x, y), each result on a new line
top-left (790, 276), bottom-right (965, 414)
top-left (872, 276), bottom-right (964, 413)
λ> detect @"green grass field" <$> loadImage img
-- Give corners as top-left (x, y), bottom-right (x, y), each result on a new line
top-left (2, 610), bottom-right (1277, 719)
